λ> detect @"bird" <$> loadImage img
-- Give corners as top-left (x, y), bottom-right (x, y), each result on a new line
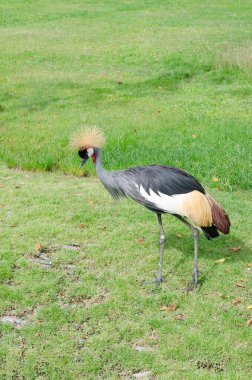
top-left (71, 127), bottom-right (230, 290)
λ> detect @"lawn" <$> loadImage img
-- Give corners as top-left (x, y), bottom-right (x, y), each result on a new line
top-left (0, 166), bottom-right (251, 379)
top-left (0, 0), bottom-right (251, 378)
top-left (0, 0), bottom-right (251, 190)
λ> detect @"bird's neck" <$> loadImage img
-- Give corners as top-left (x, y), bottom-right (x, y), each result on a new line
top-left (94, 148), bottom-right (109, 180)
top-left (94, 148), bottom-right (103, 172)
top-left (94, 148), bottom-right (127, 199)
top-left (94, 148), bottom-right (120, 198)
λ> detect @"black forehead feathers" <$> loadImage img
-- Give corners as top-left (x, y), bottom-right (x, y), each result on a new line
top-left (78, 148), bottom-right (87, 158)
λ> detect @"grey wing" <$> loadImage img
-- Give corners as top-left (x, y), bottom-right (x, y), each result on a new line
top-left (113, 165), bottom-right (205, 212)
top-left (120, 165), bottom-right (205, 195)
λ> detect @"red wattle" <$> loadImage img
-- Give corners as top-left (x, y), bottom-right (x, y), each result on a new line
top-left (92, 154), bottom-right (96, 163)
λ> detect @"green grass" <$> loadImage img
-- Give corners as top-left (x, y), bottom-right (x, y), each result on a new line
top-left (0, 165), bottom-right (251, 379)
top-left (0, 0), bottom-right (252, 190)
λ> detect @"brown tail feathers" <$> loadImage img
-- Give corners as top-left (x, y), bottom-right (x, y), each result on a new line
top-left (206, 194), bottom-right (231, 235)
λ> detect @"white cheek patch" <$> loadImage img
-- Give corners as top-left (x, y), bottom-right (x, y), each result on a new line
top-left (87, 147), bottom-right (94, 157)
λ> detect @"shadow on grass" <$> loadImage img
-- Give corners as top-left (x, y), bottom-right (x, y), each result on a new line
top-left (149, 229), bottom-right (249, 292)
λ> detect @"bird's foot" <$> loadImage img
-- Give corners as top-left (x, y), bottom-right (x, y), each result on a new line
top-left (143, 276), bottom-right (164, 285)
top-left (183, 272), bottom-right (201, 293)
top-left (184, 278), bottom-right (197, 293)
top-left (143, 275), bottom-right (165, 292)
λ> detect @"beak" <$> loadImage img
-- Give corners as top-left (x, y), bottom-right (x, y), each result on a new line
top-left (80, 157), bottom-right (88, 168)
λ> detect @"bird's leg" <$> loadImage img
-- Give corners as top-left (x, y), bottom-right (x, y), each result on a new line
top-left (156, 213), bottom-right (166, 284)
top-left (175, 215), bottom-right (200, 290)
top-left (144, 213), bottom-right (166, 287)
top-left (191, 227), bottom-right (199, 286)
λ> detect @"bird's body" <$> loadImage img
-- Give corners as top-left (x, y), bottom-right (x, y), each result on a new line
top-left (72, 127), bottom-right (230, 290)
top-left (95, 148), bottom-right (229, 240)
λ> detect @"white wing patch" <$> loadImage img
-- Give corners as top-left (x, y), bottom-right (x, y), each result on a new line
top-left (138, 185), bottom-right (187, 216)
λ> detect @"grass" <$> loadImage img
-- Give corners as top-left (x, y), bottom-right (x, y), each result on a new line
top-left (0, 0), bottom-right (251, 190)
top-left (0, 165), bottom-right (251, 379)
top-left (0, 0), bottom-right (252, 378)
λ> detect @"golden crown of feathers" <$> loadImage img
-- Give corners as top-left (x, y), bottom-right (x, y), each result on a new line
top-left (70, 127), bottom-right (106, 149)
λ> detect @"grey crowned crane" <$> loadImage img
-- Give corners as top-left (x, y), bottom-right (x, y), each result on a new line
top-left (71, 127), bottom-right (230, 290)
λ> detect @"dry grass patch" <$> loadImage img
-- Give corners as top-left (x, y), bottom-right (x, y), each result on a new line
top-left (217, 43), bottom-right (252, 72)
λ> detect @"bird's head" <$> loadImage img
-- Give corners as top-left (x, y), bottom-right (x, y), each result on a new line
top-left (78, 146), bottom-right (96, 167)
top-left (70, 126), bottom-right (106, 167)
